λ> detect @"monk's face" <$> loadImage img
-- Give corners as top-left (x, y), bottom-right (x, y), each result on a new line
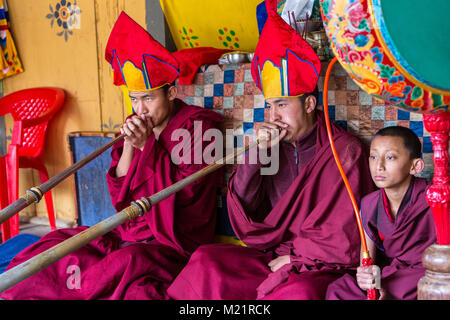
top-left (369, 136), bottom-right (415, 191)
top-left (129, 86), bottom-right (177, 129)
top-left (265, 95), bottom-right (316, 144)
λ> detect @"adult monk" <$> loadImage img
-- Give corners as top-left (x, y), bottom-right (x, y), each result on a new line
top-left (167, 0), bottom-right (374, 300)
top-left (0, 12), bottom-right (222, 300)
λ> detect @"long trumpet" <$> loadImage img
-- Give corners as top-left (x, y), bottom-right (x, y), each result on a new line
top-left (0, 133), bottom-right (126, 226)
top-left (0, 138), bottom-right (260, 293)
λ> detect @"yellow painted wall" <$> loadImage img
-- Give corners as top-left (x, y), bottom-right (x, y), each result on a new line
top-left (2, 0), bottom-right (146, 223)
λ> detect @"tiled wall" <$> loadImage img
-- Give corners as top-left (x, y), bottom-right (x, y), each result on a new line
top-left (176, 61), bottom-right (434, 182)
top-left (175, 61), bottom-right (435, 237)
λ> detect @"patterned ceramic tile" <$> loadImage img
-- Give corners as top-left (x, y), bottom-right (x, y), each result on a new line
top-left (214, 70), bottom-right (224, 83)
top-left (334, 76), bottom-right (347, 91)
top-left (371, 106), bottom-right (385, 120)
top-left (346, 91), bottom-right (359, 106)
top-left (359, 91), bottom-right (372, 105)
top-left (243, 95), bottom-right (254, 108)
top-left (335, 105), bottom-right (347, 120)
top-left (359, 106), bottom-right (372, 121)
top-left (384, 106), bottom-right (397, 121)
top-left (223, 96), bottom-right (234, 109)
top-left (233, 95), bottom-right (244, 109)
top-left (347, 105), bottom-right (360, 120)
top-left (346, 78), bottom-right (360, 90)
top-left (223, 83), bottom-right (234, 97)
top-left (335, 91), bottom-right (347, 105)
top-left (204, 72), bottom-right (215, 84)
top-left (233, 82), bottom-right (244, 96)
top-left (213, 96), bottom-right (224, 109)
top-left (253, 94), bottom-right (265, 108)
top-left (244, 81), bottom-right (258, 95)
top-left (194, 85), bottom-right (204, 97)
top-left (193, 73), bottom-right (204, 85)
top-left (175, 61), bottom-right (435, 183)
top-left (326, 90), bottom-right (335, 105)
top-left (204, 84), bottom-right (213, 97)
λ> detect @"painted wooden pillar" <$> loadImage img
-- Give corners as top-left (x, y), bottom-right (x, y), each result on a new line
top-left (417, 112), bottom-right (450, 300)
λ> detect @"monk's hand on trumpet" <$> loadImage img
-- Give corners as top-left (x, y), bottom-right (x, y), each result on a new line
top-left (256, 121), bottom-right (288, 150)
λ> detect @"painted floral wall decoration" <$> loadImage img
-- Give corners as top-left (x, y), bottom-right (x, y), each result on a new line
top-left (102, 117), bottom-right (121, 132)
top-left (46, 0), bottom-right (82, 42)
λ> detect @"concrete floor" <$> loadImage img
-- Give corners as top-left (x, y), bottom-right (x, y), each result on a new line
top-left (0, 219), bottom-right (74, 300)
top-left (1, 216), bottom-right (76, 241)
top-left (19, 222), bottom-right (54, 238)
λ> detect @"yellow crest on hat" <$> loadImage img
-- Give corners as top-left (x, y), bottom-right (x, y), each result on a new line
top-left (260, 58), bottom-right (298, 99)
top-left (121, 61), bottom-right (150, 92)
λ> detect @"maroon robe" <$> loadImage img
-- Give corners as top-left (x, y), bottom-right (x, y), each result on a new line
top-left (0, 99), bottom-right (223, 300)
top-left (326, 177), bottom-right (436, 300)
top-left (167, 111), bottom-right (374, 300)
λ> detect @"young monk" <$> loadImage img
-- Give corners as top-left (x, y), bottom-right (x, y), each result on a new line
top-left (326, 126), bottom-right (437, 300)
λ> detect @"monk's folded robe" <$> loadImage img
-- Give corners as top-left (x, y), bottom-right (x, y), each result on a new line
top-left (326, 177), bottom-right (436, 300)
top-left (167, 111), bottom-right (374, 300)
top-left (0, 99), bottom-right (223, 300)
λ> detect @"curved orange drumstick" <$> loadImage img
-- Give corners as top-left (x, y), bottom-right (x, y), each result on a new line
top-left (323, 57), bottom-right (378, 300)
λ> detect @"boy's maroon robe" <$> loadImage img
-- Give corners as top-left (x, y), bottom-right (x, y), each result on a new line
top-left (326, 177), bottom-right (436, 300)
top-left (168, 111), bottom-right (374, 300)
top-left (0, 99), bottom-right (223, 300)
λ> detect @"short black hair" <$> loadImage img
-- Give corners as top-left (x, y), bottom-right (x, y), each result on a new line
top-left (161, 82), bottom-right (176, 95)
top-left (299, 85), bottom-right (319, 107)
top-left (374, 126), bottom-right (422, 159)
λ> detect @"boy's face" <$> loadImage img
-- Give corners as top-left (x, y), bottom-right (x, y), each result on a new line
top-left (129, 86), bottom-right (176, 128)
top-left (369, 135), bottom-right (417, 190)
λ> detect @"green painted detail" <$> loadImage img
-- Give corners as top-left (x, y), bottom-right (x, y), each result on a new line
top-left (358, 19), bottom-right (370, 32)
top-left (432, 93), bottom-right (443, 106)
top-left (379, 64), bottom-right (395, 79)
top-left (380, 0), bottom-right (450, 89)
top-left (411, 86), bottom-right (423, 100)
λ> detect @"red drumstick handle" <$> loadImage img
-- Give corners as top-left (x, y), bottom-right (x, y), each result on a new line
top-left (362, 256), bottom-right (379, 300)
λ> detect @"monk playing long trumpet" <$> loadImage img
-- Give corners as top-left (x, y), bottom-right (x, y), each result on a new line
top-left (0, 12), bottom-right (223, 300)
top-left (167, 0), bottom-right (375, 300)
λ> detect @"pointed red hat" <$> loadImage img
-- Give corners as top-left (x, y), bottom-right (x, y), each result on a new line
top-left (105, 11), bottom-right (180, 91)
top-left (251, 0), bottom-right (321, 99)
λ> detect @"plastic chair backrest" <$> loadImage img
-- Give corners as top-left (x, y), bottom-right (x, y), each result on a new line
top-left (0, 87), bottom-right (65, 158)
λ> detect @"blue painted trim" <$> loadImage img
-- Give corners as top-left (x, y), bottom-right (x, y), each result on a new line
top-left (285, 49), bottom-right (319, 78)
top-left (119, 59), bottom-right (147, 88)
top-left (141, 60), bottom-right (151, 89)
top-left (255, 56), bottom-right (264, 96)
top-left (110, 50), bottom-right (181, 89)
top-left (142, 53), bottom-right (180, 74)
top-left (112, 49), bottom-right (128, 88)
top-left (282, 57), bottom-right (289, 96)
top-left (142, 54), bottom-right (180, 88)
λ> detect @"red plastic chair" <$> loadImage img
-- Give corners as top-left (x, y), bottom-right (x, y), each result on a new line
top-left (0, 156), bottom-right (11, 242)
top-left (0, 87), bottom-right (65, 241)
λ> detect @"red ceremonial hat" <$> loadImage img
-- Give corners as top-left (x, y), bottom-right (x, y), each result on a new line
top-left (105, 11), bottom-right (180, 91)
top-left (251, 0), bottom-right (321, 99)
